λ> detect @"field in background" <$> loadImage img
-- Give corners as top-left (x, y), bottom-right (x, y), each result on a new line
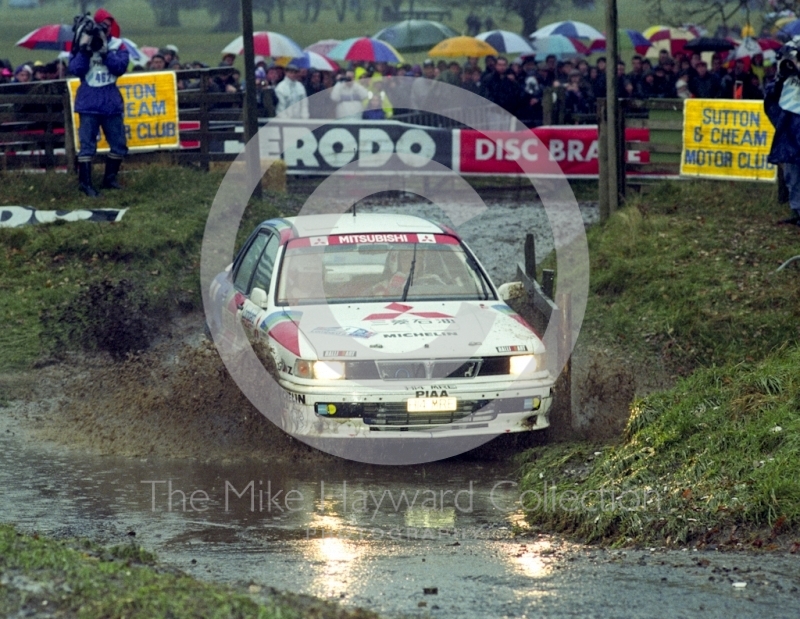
top-left (0, 0), bottom-right (712, 69)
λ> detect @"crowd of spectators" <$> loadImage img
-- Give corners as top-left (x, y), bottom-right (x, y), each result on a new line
top-left (0, 42), bottom-right (781, 127)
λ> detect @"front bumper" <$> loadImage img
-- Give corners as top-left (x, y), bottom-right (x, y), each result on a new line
top-left (275, 376), bottom-right (554, 438)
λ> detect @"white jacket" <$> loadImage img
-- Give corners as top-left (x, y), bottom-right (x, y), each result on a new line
top-left (330, 81), bottom-right (370, 119)
top-left (275, 78), bottom-right (309, 119)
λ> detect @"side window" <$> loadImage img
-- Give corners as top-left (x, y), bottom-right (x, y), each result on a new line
top-left (233, 233), bottom-right (268, 292)
top-left (250, 235), bottom-right (279, 294)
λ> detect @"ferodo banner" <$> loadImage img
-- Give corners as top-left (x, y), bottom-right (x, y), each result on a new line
top-left (457, 127), bottom-right (651, 177)
top-left (68, 71), bottom-right (180, 152)
top-left (680, 99), bottom-right (776, 181)
top-left (251, 120), bottom-right (453, 174)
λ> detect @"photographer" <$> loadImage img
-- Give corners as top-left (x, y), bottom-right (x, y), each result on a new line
top-left (765, 36), bottom-right (800, 227)
top-left (68, 8), bottom-right (129, 197)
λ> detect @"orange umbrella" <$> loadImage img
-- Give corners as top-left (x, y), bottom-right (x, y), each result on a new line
top-left (428, 36), bottom-right (498, 58)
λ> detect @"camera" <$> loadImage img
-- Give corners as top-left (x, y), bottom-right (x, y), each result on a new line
top-left (72, 14), bottom-right (107, 55)
top-left (777, 57), bottom-right (799, 81)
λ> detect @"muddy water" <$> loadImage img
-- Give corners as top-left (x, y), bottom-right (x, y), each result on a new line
top-left (2, 429), bottom-right (799, 619)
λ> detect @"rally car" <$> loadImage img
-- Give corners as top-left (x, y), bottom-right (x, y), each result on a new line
top-left (208, 213), bottom-right (555, 439)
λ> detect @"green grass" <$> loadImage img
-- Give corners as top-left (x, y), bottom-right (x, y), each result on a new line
top-left (518, 345), bottom-right (800, 546)
top-left (581, 181), bottom-right (800, 373)
top-left (1, 0), bottom-right (726, 69)
top-left (0, 165), bottom-right (297, 370)
top-left (518, 180), bottom-right (800, 546)
top-left (0, 524), bottom-right (379, 618)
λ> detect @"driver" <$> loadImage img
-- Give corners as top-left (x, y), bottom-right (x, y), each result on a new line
top-left (372, 247), bottom-right (414, 297)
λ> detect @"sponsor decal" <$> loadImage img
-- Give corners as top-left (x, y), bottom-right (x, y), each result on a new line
top-left (497, 345), bottom-right (528, 352)
top-left (311, 326), bottom-right (375, 338)
top-left (364, 302), bottom-right (454, 321)
top-left (288, 234), bottom-right (459, 248)
top-left (415, 389), bottom-right (448, 397)
top-left (323, 350), bottom-right (357, 357)
top-left (260, 310), bottom-right (303, 356)
top-left (383, 332), bottom-right (457, 338)
top-left (241, 305), bottom-right (262, 329)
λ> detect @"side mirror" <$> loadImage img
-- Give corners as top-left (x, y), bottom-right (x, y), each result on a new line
top-left (250, 287), bottom-right (268, 309)
top-left (497, 282), bottom-right (521, 302)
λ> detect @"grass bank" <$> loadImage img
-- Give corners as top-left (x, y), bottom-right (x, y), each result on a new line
top-left (0, 166), bottom-right (299, 370)
top-left (519, 180), bottom-right (800, 547)
top-left (0, 524), bottom-right (377, 619)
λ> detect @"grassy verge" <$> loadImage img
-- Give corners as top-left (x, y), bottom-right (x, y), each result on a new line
top-left (0, 166), bottom-right (300, 370)
top-left (0, 524), bottom-right (377, 619)
top-left (519, 180), bottom-right (800, 547)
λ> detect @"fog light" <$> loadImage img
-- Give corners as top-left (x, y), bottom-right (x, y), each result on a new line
top-left (316, 403), bottom-right (338, 416)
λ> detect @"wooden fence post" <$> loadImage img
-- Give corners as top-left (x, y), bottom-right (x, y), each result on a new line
top-left (598, 97), bottom-right (609, 222)
top-left (552, 291), bottom-right (573, 438)
top-left (62, 90), bottom-right (76, 173)
top-left (524, 233), bottom-right (536, 280)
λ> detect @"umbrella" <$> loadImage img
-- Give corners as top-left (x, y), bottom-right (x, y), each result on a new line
top-left (734, 37), bottom-right (781, 60)
top-left (428, 36), bottom-right (498, 58)
top-left (683, 37), bottom-right (736, 53)
top-left (277, 51), bottom-right (338, 71)
top-left (529, 35), bottom-right (586, 61)
top-left (530, 21), bottom-right (604, 41)
top-left (374, 20), bottom-right (457, 53)
top-left (304, 39), bottom-right (341, 56)
top-left (327, 37), bottom-right (404, 63)
top-left (645, 27), bottom-right (695, 58)
top-left (222, 32), bottom-right (303, 58)
top-left (777, 19), bottom-right (800, 40)
top-left (16, 24), bottom-right (73, 51)
top-left (588, 29), bottom-right (652, 55)
top-left (476, 30), bottom-right (534, 54)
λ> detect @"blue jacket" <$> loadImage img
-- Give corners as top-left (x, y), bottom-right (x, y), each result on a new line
top-left (764, 78), bottom-right (800, 165)
top-left (69, 38), bottom-right (129, 116)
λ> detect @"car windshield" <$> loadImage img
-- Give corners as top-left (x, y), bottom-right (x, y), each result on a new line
top-left (276, 234), bottom-right (493, 305)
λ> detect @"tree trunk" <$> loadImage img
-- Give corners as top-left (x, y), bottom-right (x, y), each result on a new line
top-left (333, 0), bottom-right (346, 22)
top-left (212, 4), bottom-right (242, 32)
top-left (518, 4), bottom-right (539, 38)
top-left (78, 0), bottom-right (91, 15)
top-left (276, 0), bottom-right (285, 22)
top-left (153, 0), bottom-right (181, 27)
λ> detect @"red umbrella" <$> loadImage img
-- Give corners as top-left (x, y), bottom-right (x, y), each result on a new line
top-left (16, 24), bottom-right (74, 51)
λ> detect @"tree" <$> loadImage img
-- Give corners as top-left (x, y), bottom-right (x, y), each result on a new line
top-left (149, 0), bottom-right (182, 27)
top-left (497, 0), bottom-right (562, 36)
top-left (203, 0), bottom-right (241, 32)
top-left (645, 0), bottom-right (757, 30)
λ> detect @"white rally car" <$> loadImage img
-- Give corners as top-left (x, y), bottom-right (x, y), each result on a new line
top-left (208, 213), bottom-right (554, 439)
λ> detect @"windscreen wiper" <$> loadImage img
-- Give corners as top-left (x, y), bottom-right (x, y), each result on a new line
top-left (401, 243), bottom-right (418, 302)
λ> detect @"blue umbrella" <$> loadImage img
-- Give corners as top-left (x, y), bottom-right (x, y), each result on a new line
top-left (778, 19), bottom-right (800, 40)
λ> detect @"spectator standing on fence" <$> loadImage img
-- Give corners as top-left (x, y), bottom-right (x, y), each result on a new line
top-left (275, 63), bottom-right (309, 119)
top-left (68, 8), bottom-right (129, 197)
top-left (765, 37), bottom-right (800, 227)
top-left (330, 70), bottom-right (370, 119)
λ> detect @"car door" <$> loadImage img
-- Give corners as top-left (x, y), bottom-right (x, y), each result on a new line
top-left (222, 230), bottom-right (270, 340)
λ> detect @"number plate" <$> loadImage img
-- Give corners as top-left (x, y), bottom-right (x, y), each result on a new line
top-left (407, 397), bottom-right (457, 413)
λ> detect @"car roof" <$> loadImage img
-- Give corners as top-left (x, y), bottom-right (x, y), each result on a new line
top-left (260, 213), bottom-right (457, 243)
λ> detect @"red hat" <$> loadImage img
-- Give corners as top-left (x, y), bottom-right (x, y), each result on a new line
top-left (93, 8), bottom-right (120, 38)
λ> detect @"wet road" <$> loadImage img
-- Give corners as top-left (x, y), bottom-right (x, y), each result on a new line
top-left (1, 426), bottom-right (799, 619)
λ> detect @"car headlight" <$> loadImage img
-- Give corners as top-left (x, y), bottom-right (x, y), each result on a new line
top-left (313, 360), bottom-right (346, 380)
top-left (509, 354), bottom-right (537, 375)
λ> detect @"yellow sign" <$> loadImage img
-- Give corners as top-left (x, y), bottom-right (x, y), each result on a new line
top-left (681, 99), bottom-right (776, 182)
top-left (68, 71), bottom-right (180, 152)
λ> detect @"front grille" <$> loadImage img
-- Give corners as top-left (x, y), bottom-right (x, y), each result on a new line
top-left (362, 400), bottom-right (496, 427)
top-left (366, 357), bottom-right (511, 381)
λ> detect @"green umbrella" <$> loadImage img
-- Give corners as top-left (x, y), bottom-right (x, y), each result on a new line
top-left (374, 20), bottom-right (458, 53)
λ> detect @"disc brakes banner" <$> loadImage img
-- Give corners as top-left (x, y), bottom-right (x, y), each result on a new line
top-left (68, 71), bottom-right (180, 152)
top-left (680, 99), bottom-right (776, 182)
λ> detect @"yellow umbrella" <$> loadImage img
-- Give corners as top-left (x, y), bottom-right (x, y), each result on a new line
top-left (428, 36), bottom-right (498, 58)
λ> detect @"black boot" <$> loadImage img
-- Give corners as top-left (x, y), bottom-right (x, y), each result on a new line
top-left (101, 157), bottom-right (123, 189)
top-left (78, 160), bottom-right (99, 197)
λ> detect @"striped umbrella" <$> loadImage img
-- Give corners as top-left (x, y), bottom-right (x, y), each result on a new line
top-left (222, 32), bottom-right (303, 58)
top-left (16, 24), bottom-right (73, 51)
top-left (277, 51), bottom-right (338, 71)
top-left (304, 39), bottom-right (341, 56)
top-left (374, 20), bottom-right (458, 53)
top-left (777, 19), bottom-right (800, 40)
top-left (529, 35), bottom-right (586, 61)
top-left (588, 29), bottom-right (652, 55)
top-left (645, 27), bottom-right (695, 58)
top-left (476, 30), bottom-right (534, 54)
top-left (531, 21), bottom-right (604, 41)
top-left (327, 37), bottom-right (404, 63)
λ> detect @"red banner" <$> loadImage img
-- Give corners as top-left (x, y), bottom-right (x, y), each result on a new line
top-left (457, 126), bottom-right (651, 177)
